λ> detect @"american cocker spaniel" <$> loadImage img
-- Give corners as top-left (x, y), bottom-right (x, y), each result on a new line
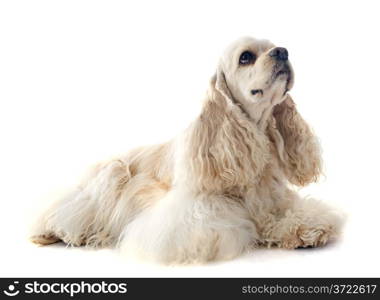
top-left (31, 37), bottom-right (343, 264)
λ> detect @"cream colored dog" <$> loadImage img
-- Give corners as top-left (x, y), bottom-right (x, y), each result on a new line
top-left (31, 37), bottom-right (343, 264)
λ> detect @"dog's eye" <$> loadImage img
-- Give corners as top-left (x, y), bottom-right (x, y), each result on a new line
top-left (239, 51), bottom-right (256, 65)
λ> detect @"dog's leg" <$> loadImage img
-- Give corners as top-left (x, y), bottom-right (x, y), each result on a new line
top-left (30, 187), bottom-right (93, 247)
top-left (119, 188), bottom-right (258, 264)
top-left (30, 232), bottom-right (60, 245)
top-left (30, 159), bottom-right (132, 247)
top-left (30, 187), bottom-right (77, 246)
top-left (262, 192), bottom-right (344, 249)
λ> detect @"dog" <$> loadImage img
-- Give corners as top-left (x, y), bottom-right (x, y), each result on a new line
top-left (31, 37), bottom-right (343, 264)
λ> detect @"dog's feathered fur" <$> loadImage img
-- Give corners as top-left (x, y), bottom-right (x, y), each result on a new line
top-left (31, 37), bottom-right (343, 264)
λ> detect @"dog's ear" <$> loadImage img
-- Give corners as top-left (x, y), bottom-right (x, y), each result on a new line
top-left (271, 95), bottom-right (322, 186)
top-left (210, 64), bottom-right (235, 106)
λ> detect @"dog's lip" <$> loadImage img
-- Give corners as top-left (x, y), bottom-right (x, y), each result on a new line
top-left (273, 66), bottom-right (290, 79)
top-left (272, 61), bottom-right (291, 79)
top-left (252, 64), bottom-right (293, 98)
top-left (276, 70), bottom-right (289, 77)
top-left (271, 63), bottom-right (293, 93)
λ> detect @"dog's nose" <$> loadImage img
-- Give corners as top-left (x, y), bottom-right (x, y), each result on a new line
top-left (269, 47), bottom-right (288, 61)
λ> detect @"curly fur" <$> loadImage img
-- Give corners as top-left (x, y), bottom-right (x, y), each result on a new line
top-left (30, 37), bottom-right (344, 264)
top-left (272, 96), bottom-right (322, 186)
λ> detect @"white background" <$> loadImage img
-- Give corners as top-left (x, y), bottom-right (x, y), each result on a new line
top-left (1, 0), bottom-right (379, 277)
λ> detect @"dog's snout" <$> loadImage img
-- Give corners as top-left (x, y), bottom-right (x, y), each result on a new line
top-left (269, 47), bottom-right (288, 61)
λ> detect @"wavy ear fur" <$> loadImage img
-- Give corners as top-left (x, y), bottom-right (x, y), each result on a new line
top-left (271, 95), bottom-right (322, 186)
top-left (214, 65), bottom-right (235, 106)
top-left (186, 68), bottom-right (270, 193)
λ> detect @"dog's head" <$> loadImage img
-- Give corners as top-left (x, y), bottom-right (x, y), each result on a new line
top-left (215, 37), bottom-right (294, 111)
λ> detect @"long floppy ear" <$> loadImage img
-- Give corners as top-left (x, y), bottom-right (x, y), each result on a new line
top-left (271, 95), bottom-right (322, 186)
top-left (213, 64), bottom-right (235, 106)
top-left (186, 66), bottom-right (270, 193)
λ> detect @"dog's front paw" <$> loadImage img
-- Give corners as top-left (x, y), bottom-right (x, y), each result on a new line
top-left (281, 224), bottom-right (335, 249)
top-left (270, 198), bottom-right (345, 250)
